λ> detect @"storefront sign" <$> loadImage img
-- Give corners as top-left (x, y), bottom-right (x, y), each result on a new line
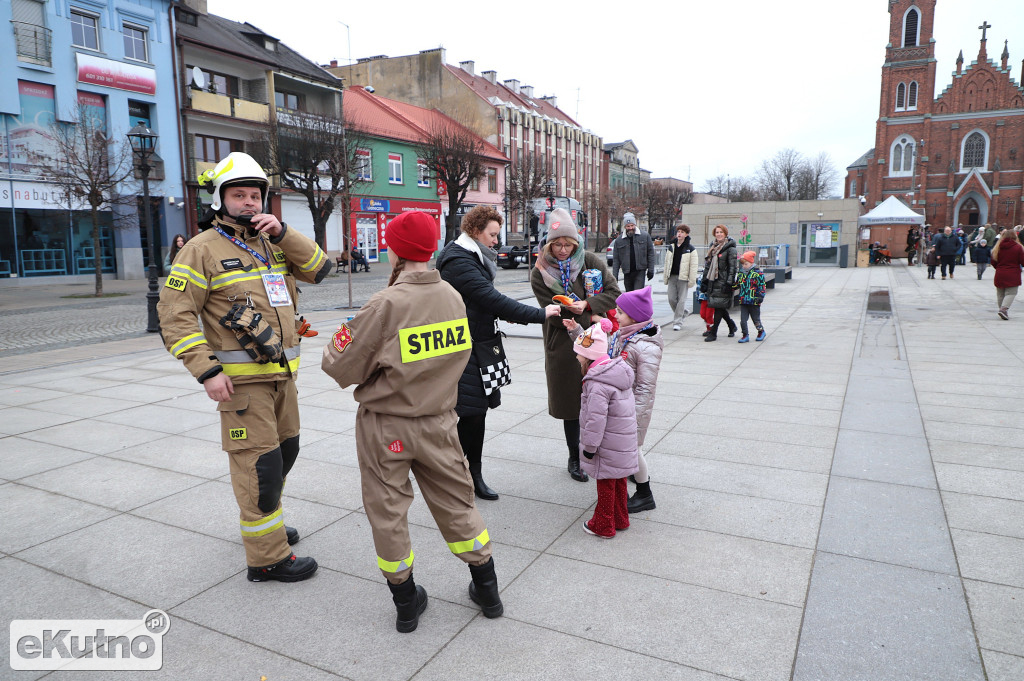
top-left (77, 53), bottom-right (156, 95)
top-left (360, 198), bottom-right (390, 212)
top-left (0, 180), bottom-right (85, 210)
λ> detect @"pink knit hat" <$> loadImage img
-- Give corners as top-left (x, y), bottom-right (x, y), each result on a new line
top-left (616, 286), bottom-right (653, 323)
top-left (573, 318), bottom-right (612, 361)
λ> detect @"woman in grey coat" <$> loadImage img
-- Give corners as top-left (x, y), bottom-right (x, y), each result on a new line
top-left (703, 225), bottom-right (738, 342)
top-left (531, 209), bottom-right (621, 482)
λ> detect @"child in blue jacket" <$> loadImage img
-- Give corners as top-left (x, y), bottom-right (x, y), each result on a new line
top-left (735, 251), bottom-right (766, 343)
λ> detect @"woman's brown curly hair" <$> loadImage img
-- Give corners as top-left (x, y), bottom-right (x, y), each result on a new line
top-left (461, 205), bottom-right (503, 238)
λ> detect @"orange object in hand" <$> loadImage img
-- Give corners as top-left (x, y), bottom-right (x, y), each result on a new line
top-left (297, 317), bottom-right (319, 338)
top-left (552, 295), bottom-right (575, 306)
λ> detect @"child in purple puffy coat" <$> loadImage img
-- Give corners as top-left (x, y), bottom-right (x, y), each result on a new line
top-left (572, 318), bottom-right (640, 538)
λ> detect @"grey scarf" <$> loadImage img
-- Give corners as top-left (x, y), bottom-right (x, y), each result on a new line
top-left (480, 244), bottom-right (498, 280)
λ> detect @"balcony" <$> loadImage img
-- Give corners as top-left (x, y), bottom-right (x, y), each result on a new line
top-left (12, 21), bottom-right (52, 67)
top-left (189, 89), bottom-right (269, 123)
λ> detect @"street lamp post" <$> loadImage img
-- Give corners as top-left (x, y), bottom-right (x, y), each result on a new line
top-left (127, 124), bottom-right (160, 333)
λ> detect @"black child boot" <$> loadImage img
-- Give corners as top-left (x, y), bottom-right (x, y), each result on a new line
top-left (627, 480), bottom-right (657, 513)
top-left (387, 575), bottom-right (428, 633)
top-left (468, 557), bottom-right (504, 618)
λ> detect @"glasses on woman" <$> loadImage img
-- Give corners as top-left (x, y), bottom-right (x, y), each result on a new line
top-left (551, 242), bottom-right (575, 251)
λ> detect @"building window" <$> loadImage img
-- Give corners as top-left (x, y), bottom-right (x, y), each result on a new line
top-left (417, 160), bottom-right (430, 187)
top-left (356, 148), bottom-right (372, 181)
top-left (962, 131), bottom-right (987, 170)
top-left (907, 81), bottom-right (918, 110)
top-left (195, 135), bottom-right (242, 162)
top-left (850, 179), bottom-right (856, 197)
top-left (470, 176), bottom-right (479, 191)
top-left (188, 65), bottom-right (239, 97)
top-left (123, 23), bottom-right (147, 61)
top-left (487, 168), bottom-right (497, 193)
top-left (70, 10), bottom-right (99, 50)
top-left (902, 7), bottom-right (919, 47)
top-left (275, 90), bottom-right (303, 111)
top-left (895, 83), bottom-right (906, 111)
top-left (890, 136), bottom-right (914, 176)
top-left (388, 153), bottom-right (403, 184)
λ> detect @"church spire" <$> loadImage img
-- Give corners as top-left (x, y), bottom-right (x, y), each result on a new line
top-left (978, 20), bottom-right (991, 61)
top-left (956, 50), bottom-right (964, 74)
top-left (1002, 40), bottom-right (1010, 70)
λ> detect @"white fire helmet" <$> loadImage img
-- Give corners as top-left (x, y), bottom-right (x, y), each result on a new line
top-left (197, 152), bottom-right (269, 212)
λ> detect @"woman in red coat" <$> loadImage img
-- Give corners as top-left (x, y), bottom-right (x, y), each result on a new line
top-left (990, 229), bottom-right (1024, 320)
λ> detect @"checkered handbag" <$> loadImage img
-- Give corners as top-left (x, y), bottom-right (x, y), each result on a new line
top-left (475, 336), bottom-right (511, 396)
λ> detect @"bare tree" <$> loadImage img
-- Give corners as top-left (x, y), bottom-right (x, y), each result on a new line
top-left (642, 182), bottom-right (672, 238)
top-left (49, 105), bottom-right (136, 296)
top-left (702, 174), bottom-right (759, 202)
top-left (797, 151), bottom-right (839, 200)
top-left (416, 115), bottom-right (487, 244)
top-left (757, 148), bottom-right (805, 201)
top-left (503, 152), bottom-right (551, 266)
top-left (251, 110), bottom-right (367, 251)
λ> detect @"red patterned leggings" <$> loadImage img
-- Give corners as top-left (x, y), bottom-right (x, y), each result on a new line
top-left (589, 478), bottom-right (630, 537)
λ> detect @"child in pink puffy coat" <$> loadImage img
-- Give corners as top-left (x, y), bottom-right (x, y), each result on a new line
top-left (572, 318), bottom-right (640, 538)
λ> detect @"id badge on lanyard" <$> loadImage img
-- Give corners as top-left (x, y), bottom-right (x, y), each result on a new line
top-left (262, 272), bottom-right (292, 307)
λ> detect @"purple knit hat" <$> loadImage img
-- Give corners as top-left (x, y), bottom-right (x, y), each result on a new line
top-left (616, 286), bottom-right (653, 323)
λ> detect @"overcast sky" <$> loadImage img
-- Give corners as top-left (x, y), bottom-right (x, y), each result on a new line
top-left (209, 0), bottom-right (1024, 193)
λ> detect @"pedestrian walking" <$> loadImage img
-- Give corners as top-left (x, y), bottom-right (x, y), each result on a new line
top-left (321, 211), bottom-right (503, 632)
top-left (436, 205), bottom-right (560, 500)
top-left (664, 225), bottom-right (700, 330)
top-left (157, 152), bottom-right (331, 583)
top-left (924, 245), bottom-right (939, 279)
top-left (990, 228), bottom-right (1024, 320)
top-left (932, 226), bottom-right (960, 279)
top-left (735, 251), bottom-right (767, 342)
top-left (702, 225), bottom-right (738, 342)
top-left (695, 272), bottom-right (715, 336)
top-left (164, 233), bottom-right (187, 270)
top-left (572, 318), bottom-right (639, 538)
top-left (974, 239), bottom-right (992, 280)
top-left (531, 209), bottom-right (621, 484)
top-left (611, 212), bottom-right (655, 292)
top-left (957, 229), bottom-right (968, 266)
top-left (906, 227), bottom-right (919, 266)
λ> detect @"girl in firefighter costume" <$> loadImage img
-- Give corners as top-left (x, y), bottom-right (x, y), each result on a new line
top-left (321, 211), bottom-right (503, 633)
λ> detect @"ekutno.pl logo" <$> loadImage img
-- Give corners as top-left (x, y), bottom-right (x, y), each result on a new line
top-left (10, 610), bottom-right (169, 671)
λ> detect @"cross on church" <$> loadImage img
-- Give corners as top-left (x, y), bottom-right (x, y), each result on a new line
top-left (979, 21), bottom-right (991, 41)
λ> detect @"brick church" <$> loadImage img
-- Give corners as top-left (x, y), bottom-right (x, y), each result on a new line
top-left (846, 1), bottom-right (1024, 238)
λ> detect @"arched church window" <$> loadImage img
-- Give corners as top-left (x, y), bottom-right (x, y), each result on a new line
top-left (903, 7), bottom-right (919, 47)
top-left (896, 83), bottom-right (906, 111)
top-left (891, 137), bottom-right (914, 176)
top-left (908, 82), bottom-right (918, 110)
top-left (893, 145), bottom-right (903, 171)
top-left (963, 133), bottom-right (986, 169)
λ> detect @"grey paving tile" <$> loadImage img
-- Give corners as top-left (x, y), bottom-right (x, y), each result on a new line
top-left (840, 398), bottom-right (923, 436)
top-left (139, 372), bottom-right (212, 390)
top-left (19, 457), bottom-right (205, 512)
top-left (651, 432), bottom-right (834, 474)
top-left (644, 454), bottom-right (828, 506)
top-left (677, 413), bottom-right (838, 448)
top-left (935, 463), bottom-right (1024, 501)
top-left (793, 553), bottom-right (984, 681)
top-left (85, 382), bottom-right (206, 403)
top-left (291, 403), bottom-right (358, 434)
top-left (830, 429), bottom-right (936, 488)
top-left (132, 479), bottom-right (349, 547)
top-left (0, 436), bottom-right (96, 479)
top-left (296, 386), bottom-right (363, 411)
top-left (18, 514), bottom-right (242, 608)
top-left (0, 483), bottom-right (117, 554)
top-left (942, 492), bottom-right (1024, 540)
top-left (171, 568), bottom-right (476, 681)
top-left (484, 431), bottom-right (576, 466)
top-left (690, 398), bottom-right (842, 428)
top-left (277, 457), bottom-right (366, 510)
top-left (0, 406), bottom-right (81, 435)
top-left (981, 649), bottom-right (1024, 681)
top-left (460, 456), bottom-right (604, 510)
top-left (920, 403), bottom-right (1023, 429)
top-left (93, 404), bottom-right (220, 434)
top-left (818, 477), bottom-right (958, 574)
top-left (299, 512), bottom-right (539, 606)
top-left (19, 420), bottom-right (159, 455)
top-left (639, 483), bottom-right (821, 548)
top-left (43, 376), bottom-right (128, 393)
top-left (0, 385), bottom-right (73, 406)
top-left (963, 580), bottom-right (1024, 657)
top-left (151, 390), bottom-right (222, 413)
top-left (81, 366), bottom-right (174, 382)
top-left (291, 432), bottom-right (359, 468)
top-left (412, 617), bottom-right (730, 681)
top-left (913, 381), bottom-right (1024, 401)
top-left (505, 554), bottom-right (802, 681)
top-left (0, 366), bottom-right (101, 386)
top-left (715, 375), bottom-right (848, 397)
top-left (841, 375), bottom-right (915, 402)
top-left (926, 421), bottom-right (1021, 448)
top-left (930, 440), bottom-right (1024, 472)
top-left (17, 393), bottom-right (147, 418)
top-left (0, 557), bottom-right (148, 678)
top-left (950, 529), bottom-right (1024, 589)
top-left (102, 433), bottom-right (229, 479)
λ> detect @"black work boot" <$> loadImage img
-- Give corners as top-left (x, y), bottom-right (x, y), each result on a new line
top-left (567, 453), bottom-right (589, 482)
top-left (387, 576), bottom-right (428, 633)
top-left (246, 554), bottom-right (318, 583)
top-left (468, 558), bottom-right (504, 618)
top-left (627, 481), bottom-right (657, 513)
top-left (286, 526), bottom-right (300, 545)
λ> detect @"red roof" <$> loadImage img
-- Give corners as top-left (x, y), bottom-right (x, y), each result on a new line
top-left (444, 65), bottom-right (580, 128)
top-left (343, 87), bottom-right (507, 162)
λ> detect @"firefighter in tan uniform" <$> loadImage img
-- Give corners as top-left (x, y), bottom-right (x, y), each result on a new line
top-left (157, 152), bottom-right (331, 582)
top-left (321, 211), bottom-right (503, 632)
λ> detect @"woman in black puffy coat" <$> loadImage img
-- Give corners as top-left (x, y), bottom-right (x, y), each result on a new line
top-left (437, 206), bottom-right (560, 500)
top-left (703, 224), bottom-right (739, 342)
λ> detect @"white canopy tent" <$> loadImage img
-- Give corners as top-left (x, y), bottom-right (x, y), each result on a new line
top-left (858, 195), bottom-right (926, 226)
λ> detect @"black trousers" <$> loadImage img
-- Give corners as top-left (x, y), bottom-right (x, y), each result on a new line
top-left (740, 304), bottom-right (763, 336)
top-left (710, 307), bottom-right (736, 336)
top-left (940, 255), bottom-right (956, 277)
top-left (622, 270), bottom-right (645, 292)
top-left (457, 413), bottom-right (487, 471)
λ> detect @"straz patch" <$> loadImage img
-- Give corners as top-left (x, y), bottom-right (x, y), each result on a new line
top-left (164, 275), bottom-right (187, 291)
top-left (332, 324), bottom-right (353, 353)
top-left (398, 318), bottom-right (471, 363)
top-left (229, 427), bottom-right (247, 440)
top-left (273, 251), bottom-right (287, 263)
top-left (388, 440), bottom-right (404, 453)
top-left (220, 258), bottom-right (243, 270)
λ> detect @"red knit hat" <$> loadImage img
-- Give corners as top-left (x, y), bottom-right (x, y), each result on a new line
top-left (740, 250), bottom-right (756, 264)
top-left (387, 212), bottom-right (437, 262)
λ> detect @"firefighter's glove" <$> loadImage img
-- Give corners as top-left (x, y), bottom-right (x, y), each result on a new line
top-left (219, 303), bottom-right (283, 364)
